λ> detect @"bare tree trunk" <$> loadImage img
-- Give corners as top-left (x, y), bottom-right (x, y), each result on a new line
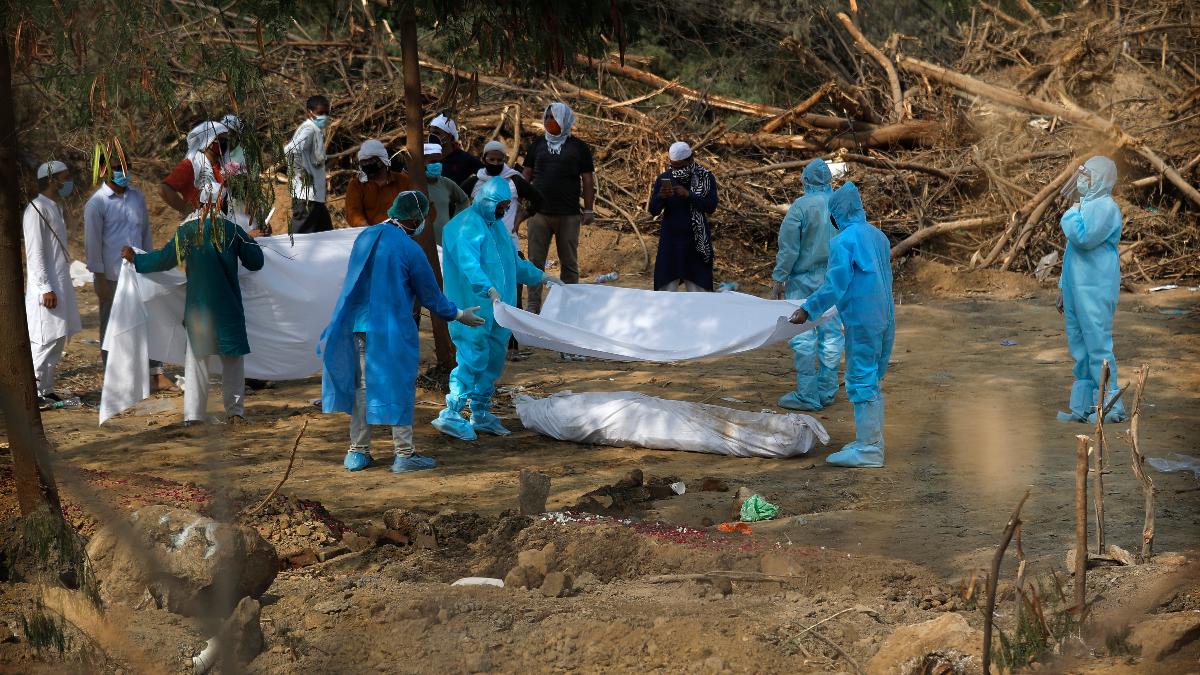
top-left (0, 34), bottom-right (61, 514)
top-left (400, 1), bottom-right (454, 370)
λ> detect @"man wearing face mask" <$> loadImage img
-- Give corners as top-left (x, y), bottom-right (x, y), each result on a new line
top-left (421, 142), bottom-right (469, 246)
top-left (428, 114), bottom-right (483, 186)
top-left (433, 178), bottom-right (563, 441)
top-left (522, 101), bottom-right (595, 314)
top-left (160, 120), bottom-right (229, 217)
top-left (83, 154), bottom-right (175, 389)
top-left (320, 190), bottom-right (485, 473)
top-left (344, 139), bottom-right (410, 228)
top-left (461, 140), bottom-right (543, 249)
top-left (1056, 155), bottom-right (1127, 424)
top-left (23, 161), bottom-right (82, 406)
top-left (285, 94), bottom-right (333, 234)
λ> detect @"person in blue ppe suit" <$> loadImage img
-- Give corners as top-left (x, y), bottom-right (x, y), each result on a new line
top-left (771, 158), bottom-right (844, 410)
top-left (788, 182), bottom-right (894, 468)
top-left (434, 177), bottom-right (563, 440)
top-left (320, 191), bottom-right (486, 473)
top-left (1056, 156), bottom-right (1127, 424)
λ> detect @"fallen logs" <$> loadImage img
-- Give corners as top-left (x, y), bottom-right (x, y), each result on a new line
top-left (718, 121), bottom-right (940, 153)
top-left (891, 215), bottom-right (1007, 259)
top-left (896, 54), bottom-right (1200, 209)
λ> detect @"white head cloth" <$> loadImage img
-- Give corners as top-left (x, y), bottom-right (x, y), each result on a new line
top-left (423, 143), bottom-right (443, 156)
top-left (668, 141), bottom-right (692, 162)
top-left (358, 139), bottom-right (391, 166)
top-left (482, 140), bottom-right (507, 157)
top-left (543, 102), bottom-right (576, 155)
top-left (430, 114), bottom-right (458, 141)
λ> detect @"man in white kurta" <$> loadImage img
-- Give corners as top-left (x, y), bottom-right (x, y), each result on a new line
top-left (24, 160), bottom-right (81, 401)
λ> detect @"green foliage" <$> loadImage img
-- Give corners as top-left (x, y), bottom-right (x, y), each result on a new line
top-left (993, 578), bottom-right (1080, 672)
top-left (401, 0), bottom-right (641, 74)
top-left (20, 601), bottom-right (71, 654)
top-left (13, 506), bottom-right (101, 606)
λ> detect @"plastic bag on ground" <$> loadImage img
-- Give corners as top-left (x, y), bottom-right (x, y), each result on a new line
top-left (739, 494), bottom-right (780, 522)
top-left (1146, 453), bottom-right (1200, 477)
top-left (515, 391), bottom-right (829, 459)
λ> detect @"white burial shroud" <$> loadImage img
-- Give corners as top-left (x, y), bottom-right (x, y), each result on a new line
top-left (517, 391), bottom-right (830, 459)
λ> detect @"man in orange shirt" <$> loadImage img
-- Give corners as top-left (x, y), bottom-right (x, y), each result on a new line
top-left (344, 139), bottom-right (410, 228)
top-left (160, 120), bottom-right (229, 216)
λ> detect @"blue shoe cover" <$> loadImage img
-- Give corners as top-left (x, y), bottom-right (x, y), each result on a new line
top-left (778, 390), bottom-right (823, 411)
top-left (391, 454), bottom-right (438, 473)
top-left (344, 450), bottom-right (373, 472)
top-left (826, 442), bottom-right (884, 468)
top-left (432, 409), bottom-right (478, 441)
top-left (471, 410), bottom-right (512, 436)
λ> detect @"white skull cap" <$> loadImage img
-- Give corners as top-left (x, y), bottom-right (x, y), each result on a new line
top-left (668, 141), bottom-right (692, 162)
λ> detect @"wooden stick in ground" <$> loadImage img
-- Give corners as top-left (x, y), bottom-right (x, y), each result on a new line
top-left (1014, 0), bottom-right (1053, 31)
top-left (245, 418), bottom-right (309, 516)
top-left (1094, 360), bottom-right (1110, 554)
top-left (891, 215), bottom-right (1006, 259)
top-left (982, 489), bottom-right (1031, 675)
top-left (1074, 434), bottom-right (1090, 617)
top-left (895, 54), bottom-right (1200, 209)
top-left (1126, 364), bottom-right (1155, 561)
top-left (762, 82), bottom-right (834, 134)
top-left (835, 13), bottom-right (904, 122)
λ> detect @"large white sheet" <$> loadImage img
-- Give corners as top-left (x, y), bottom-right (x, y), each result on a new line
top-left (99, 229), bottom-right (361, 424)
top-left (100, 232), bottom-right (835, 424)
top-left (516, 391), bottom-right (829, 458)
top-left (495, 284), bottom-right (835, 362)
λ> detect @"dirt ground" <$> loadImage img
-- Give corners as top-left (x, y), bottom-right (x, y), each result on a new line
top-left (2, 211), bottom-right (1199, 671)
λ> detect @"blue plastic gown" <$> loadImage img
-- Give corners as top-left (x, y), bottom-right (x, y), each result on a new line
top-left (801, 183), bottom-right (894, 467)
top-left (773, 159), bottom-right (844, 410)
top-left (1057, 156), bottom-right (1127, 423)
top-left (319, 223), bottom-right (459, 426)
top-left (441, 178), bottom-right (544, 413)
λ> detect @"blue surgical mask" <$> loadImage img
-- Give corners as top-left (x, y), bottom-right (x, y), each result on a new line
top-left (112, 171), bottom-right (131, 188)
top-left (312, 114), bottom-right (330, 129)
top-left (413, 223), bottom-right (425, 237)
top-left (425, 162), bottom-right (443, 179)
top-left (57, 180), bottom-right (74, 198)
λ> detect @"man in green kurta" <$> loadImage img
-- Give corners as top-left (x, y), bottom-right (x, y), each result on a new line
top-left (123, 194), bottom-right (264, 424)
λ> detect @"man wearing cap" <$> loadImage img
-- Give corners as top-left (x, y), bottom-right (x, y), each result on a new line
top-left (461, 140), bottom-right (544, 249)
top-left (23, 160), bottom-right (81, 405)
top-left (421, 142), bottom-right (470, 246)
top-left (647, 141), bottom-right (718, 292)
top-left (428, 114), bottom-right (483, 186)
top-left (522, 101), bottom-right (595, 313)
top-left (320, 190), bottom-right (485, 473)
top-left (344, 139), bottom-right (410, 228)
